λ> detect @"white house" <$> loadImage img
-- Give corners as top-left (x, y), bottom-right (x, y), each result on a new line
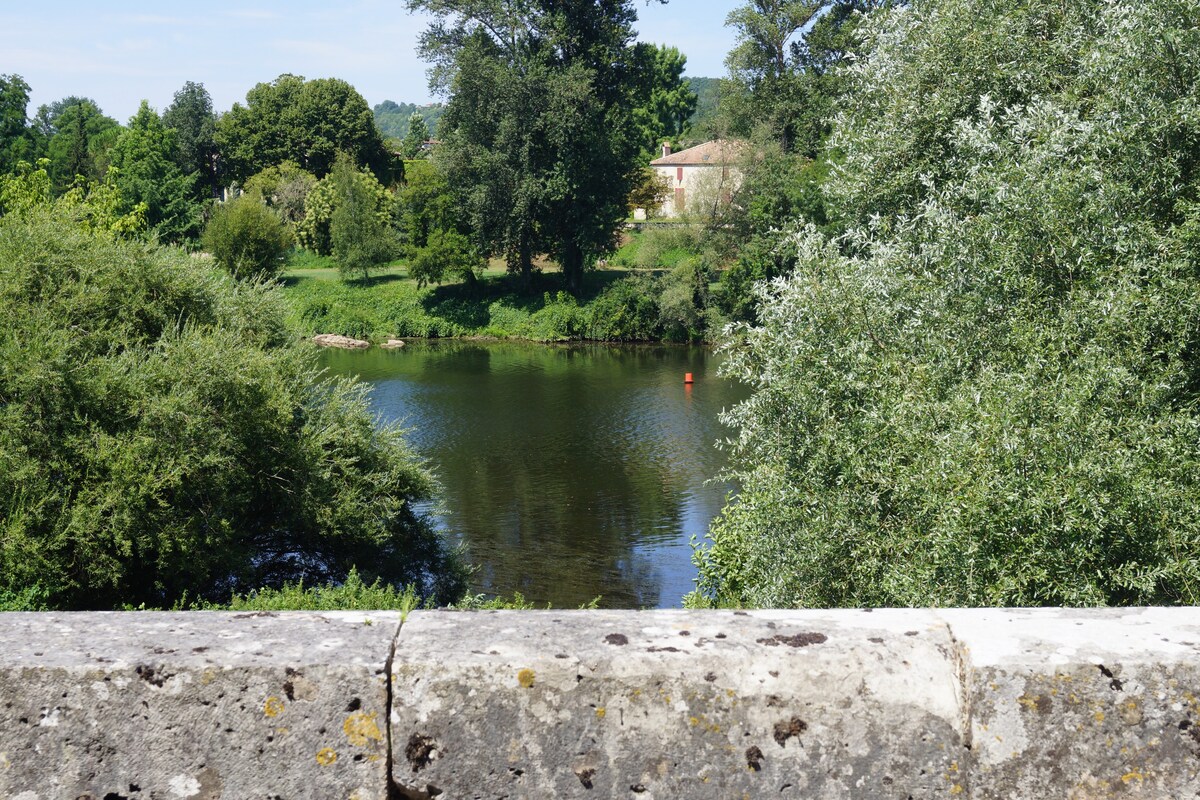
top-left (643, 139), bottom-right (747, 219)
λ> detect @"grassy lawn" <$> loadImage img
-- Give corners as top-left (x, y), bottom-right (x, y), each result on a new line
top-left (275, 235), bottom-right (723, 344)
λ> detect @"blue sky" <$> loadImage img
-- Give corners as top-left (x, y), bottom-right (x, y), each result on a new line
top-left (2, 0), bottom-right (740, 123)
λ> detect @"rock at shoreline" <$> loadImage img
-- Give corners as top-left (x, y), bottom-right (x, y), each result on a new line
top-left (312, 334), bottom-right (370, 349)
top-left (381, 339), bottom-right (406, 350)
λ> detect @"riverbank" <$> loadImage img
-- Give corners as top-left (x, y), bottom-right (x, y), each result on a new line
top-left (278, 239), bottom-right (725, 345)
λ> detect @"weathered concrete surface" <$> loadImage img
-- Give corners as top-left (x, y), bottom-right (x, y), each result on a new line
top-left (3, 608), bottom-right (1199, 798)
top-left (0, 611), bottom-right (400, 800)
top-left (940, 607), bottom-right (1200, 799)
top-left (389, 609), bottom-right (968, 799)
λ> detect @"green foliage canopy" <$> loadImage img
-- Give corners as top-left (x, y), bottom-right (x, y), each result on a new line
top-left (374, 100), bottom-right (445, 141)
top-left (162, 81), bottom-right (220, 200)
top-left (243, 161), bottom-right (318, 227)
top-left (0, 74), bottom-right (38, 173)
top-left (694, 0), bottom-right (1200, 609)
top-left (0, 208), bottom-right (464, 609)
top-left (402, 112), bottom-right (431, 160)
top-left (628, 44), bottom-right (698, 157)
top-left (42, 98), bottom-right (120, 194)
top-left (216, 74), bottom-right (398, 185)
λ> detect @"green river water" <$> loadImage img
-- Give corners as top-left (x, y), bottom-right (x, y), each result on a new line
top-left (320, 342), bottom-right (746, 608)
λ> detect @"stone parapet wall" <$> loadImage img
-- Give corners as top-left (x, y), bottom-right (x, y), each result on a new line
top-left (0, 608), bottom-right (1197, 798)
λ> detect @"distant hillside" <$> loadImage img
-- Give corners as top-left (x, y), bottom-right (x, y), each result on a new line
top-left (374, 80), bottom-right (717, 145)
top-left (685, 77), bottom-right (721, 135)
top-left (374, 101), bottom-right (445, 142)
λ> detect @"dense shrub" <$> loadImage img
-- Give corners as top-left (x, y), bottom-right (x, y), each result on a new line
top-left (585, 274), bottom-right (663, 341)
top-left (202, 194), bottom-right (292, 280)
top-left (409, 229), bottom-right (483, 288)
top-left (0, 210), bottom-right (465, 609)
top-left (692, 0), bottom-right (1200, 609)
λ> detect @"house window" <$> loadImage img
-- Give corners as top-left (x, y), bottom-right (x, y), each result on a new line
top-left (674, 187), bottom-right (686, 212)
top-left (677, 167), bottom-right (684, 183)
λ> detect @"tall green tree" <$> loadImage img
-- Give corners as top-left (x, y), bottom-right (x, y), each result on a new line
top-left (629, 44), bottom-right (697, 156)
top-left (402, 112), bottom-right (430, 159)
top-left (216, 74), bottom-right (399, 185)
top-left (329, 154), bottom-right (399, 279)
top-left (108, 101), bottom-right (201, 243)
top-left (0, 75), bottom-right (38, 173)
top-left (722, 0), bottom-right (825, 151)
top-left (297, 154), bottom-right (395, 263)
top-left (163, 81), bottom-right (220, 200)
top-left (42, 99), bottom-right (120, 193)
top-left (722, 0), bottom-right (900, 155)
top-left (409, 0), bottom-right (664, 294)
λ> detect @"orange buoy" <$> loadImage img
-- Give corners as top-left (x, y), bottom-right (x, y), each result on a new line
top-left (684, 373), bottom-right (694, 384)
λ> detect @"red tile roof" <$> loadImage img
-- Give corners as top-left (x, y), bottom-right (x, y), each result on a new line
top-left (650, 139), bottom-right (748, 166)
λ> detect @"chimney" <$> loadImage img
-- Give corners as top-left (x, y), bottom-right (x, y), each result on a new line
top-left (662, 142), bottom-right (672, 159)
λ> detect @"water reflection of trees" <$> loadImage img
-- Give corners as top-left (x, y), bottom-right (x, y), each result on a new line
top-left (327, 342), bottom-right (745, 608)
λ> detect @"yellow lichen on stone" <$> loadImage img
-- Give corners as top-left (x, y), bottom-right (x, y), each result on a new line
top-left (950, 785), bottom-right (965, 795)
top-left (517, 668), bottom-right (536, 689)
top-left (1121, 768), bottom-right (1146, 784)
top-left (343, 712), bottom-right (383, 747)
top-left (1093, 711), bottom-right (1105, 723)
top-left (263, 696), bottom-right (285, 718)
top-left (595, 707), bottom-right (606, 719)
top-left (690, 716), bottom-right (701, 727)
top-left (315, 748), bottom-right (338, 766)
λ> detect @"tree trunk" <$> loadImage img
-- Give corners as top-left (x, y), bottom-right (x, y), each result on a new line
top-left (562, 240), bottom-right (585, 296)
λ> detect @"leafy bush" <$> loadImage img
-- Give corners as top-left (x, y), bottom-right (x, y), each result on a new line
top-left (585, 274), bottom-right (663, 341)
top-left (692, 0), bottom-right (1200, 609)
top-left (199, 568), bottom-right (420, 612)
top-left (657, 262), bottom-right (712, 342)
top-left (409, 229), bottom-right (484, 287)
top-left (0, 210), bottom-right (465, 609)
top-left (202, 194), bottom-right (292, 280)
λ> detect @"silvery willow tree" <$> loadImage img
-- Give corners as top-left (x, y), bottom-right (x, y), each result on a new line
top-left (693, 0), bottom-right (1200, 608)
top-left (407, 0), bottom-right (665, 294)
